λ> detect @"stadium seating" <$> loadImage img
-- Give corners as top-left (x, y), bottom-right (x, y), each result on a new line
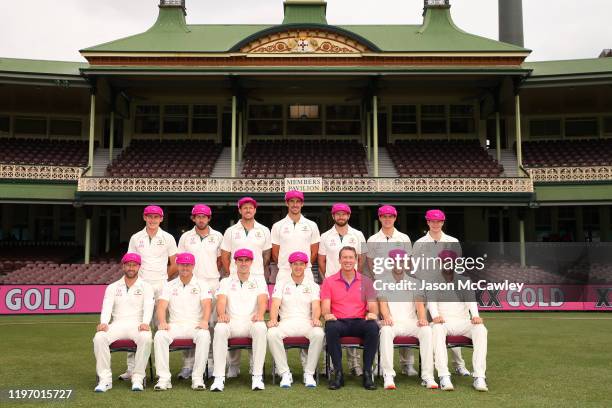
top-left (0, 138), bottom-right (89, 167)
top-left (387, 140), bottom-right (503, 177)
top-left (241, 140), bottom-right (368, 178)
top-left (0, 262), bottom-right (122, 285)
top-left (522, 139), bottom-right (612, 168)
top-left (0, 242), bottom-right (81, 275)
top-left (106, 139), bottom-right (222, 178)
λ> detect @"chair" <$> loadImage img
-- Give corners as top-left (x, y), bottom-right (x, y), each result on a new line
top-left (376, 336), bottom-right (420, 377)
top-left (270, 337), bottom-right (320, 385)
top-left (106, 339), bottom-right (154, 384)
top-left (325, 336), bottom-right (364, 378)
top-left (168, 338), bottom-right (210, 381)
top-left (446, 335), bottom-right (473, 350)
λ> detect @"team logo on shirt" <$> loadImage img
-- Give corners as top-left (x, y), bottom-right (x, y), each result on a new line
top-left (190, 237), bottom-right (197, 245)
top-left (328, 239), bottom-right (337, 247)
top-left (133, 289), bottom-right (142, 296)
top-left (234, 232), bottom-right (241, 240)
top-left (191, 287), bottom-right (200, 295)
top-left (231, 282), bottom-right (238, 290)
top-left (247, 282), bottom-right (257, 289)
top-left (284, 286), bottom-right (293, 295)
top-left (115, 288), bottom-right (123, 296)
top-left (301, 226), bottom-right (309, 232)
top-left (208, 236), bottom-right (216, 244)
top-left (172, 288), bottom-right (179, 296)
top-left (302, 286), bottom-right (312, 294)
top-left (137, 240), bottom-right (145, 249)
top-left (255, 231), bottom-right (262, 239)
top-left (155, 238), bottom-right (164, 246)
top-left (283, 227), bottom-right (290, 234)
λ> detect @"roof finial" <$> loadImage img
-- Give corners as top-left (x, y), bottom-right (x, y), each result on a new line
top-left (160, 0), bottom-right (186, 16)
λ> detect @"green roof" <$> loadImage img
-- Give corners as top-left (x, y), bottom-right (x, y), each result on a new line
top-left (523, 58), bottom-right (612, 77)
top-left (0, 57), bottom-right (87, 77)
top-left (82, 6), bottom-right (529, 54)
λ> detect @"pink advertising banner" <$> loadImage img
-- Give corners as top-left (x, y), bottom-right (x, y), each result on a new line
top-left (1, 284), bottom-right (610, 315)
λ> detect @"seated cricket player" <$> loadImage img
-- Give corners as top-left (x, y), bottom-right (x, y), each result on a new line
top-left (378, 249), bottom-right (438, 390)
top-left (322, 246), bottom-right (379, 390)
top-left (211, 248), bottom-right (268, 392)
top-left (93, 253), bottom-right (154, 392)
top-left (267, 251), bottom-right (325, 388)
top-left (428, 250), bottom-right (488, 392)
top-left (153, 252), bottom-right (213, 391)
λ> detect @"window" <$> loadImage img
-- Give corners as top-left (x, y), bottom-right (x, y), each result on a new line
top-left (582, 206), bottom-right (600, 242)
top-left (530, 119), bottom-right (561, 137)
top-left (326, 105), bottom-right (360, 136)
top-left (289, 105), bottom-right (319, 120)
top-left (248, 105), bottom-right (282, 136)
top-left (0, 115), bottom-right (9, 134)
top-left (421, 105), bottom-right (446, 134)
top-left (287, 105), bottom-right (322, 135)
top-left (565, 117), bottom-right (598, 137)
top-left (134, 105), bottom-right (160, 134)
top-left (449, 105), bottom-right (475, 134)
top-left (50, 119), bottom-right (82, 136)
top-left (14, 117), bottom-right (46, 135)
top-left (603, 117), bottom-right (612, 134)
top-left (192, 105), bottom-right (217, 134)
top-left (163, 105), bottom-right (188, 134)
top-left (391, 105), bottom-right (417, 134)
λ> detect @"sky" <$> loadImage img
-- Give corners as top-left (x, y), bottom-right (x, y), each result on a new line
top-left (0, 0), bottom-right (610, 62)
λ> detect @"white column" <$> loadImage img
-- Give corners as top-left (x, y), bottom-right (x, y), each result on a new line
top-left (109, 111), bottom-right (115, 162)
top-left (105, 209), bottom-right (111, 253)
top-left (515, 94), bottom-right (522, 172)
top-left (495, 111), bottom-right (501, 163)
top-left (373, 95), bottom-right (379, 178)
top-left (366, 112), bottom-right (371, 162)
top-left (85, 216), bottom-right (92, 265)
top-left (519, 218), bottom-right (526, 267)
top-left (231, 96), bottom-right (237, 178)
top-left (238, 111), bottom-right (243, 163)
top-left (88, 93), bottom-right (96, 176)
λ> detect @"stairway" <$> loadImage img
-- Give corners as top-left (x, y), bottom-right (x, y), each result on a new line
top-left (368, 146), bottom-right (399, 177)
top-left (210, 147), bottom-right (235, 178)
top-left (92, 148), bottom-right (122, 177)
top-left (489, 148), bottom-right (520, 177)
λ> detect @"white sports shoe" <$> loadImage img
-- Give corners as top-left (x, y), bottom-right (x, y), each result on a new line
top-left (94, 381), bottom-right (112, 393)
top-left (383, 374), bottom-right (396, 390)
top-left (251, 375), bottom-right (265, 391)
top-left (279, 371), bottom-right (293, 388)
top-left (455, 366), bottom-right (471, 376)
top-left (118, 371), bottom-right (132, 381)
top-left (227, 365), bottom-right (240, 378)
top-left (421, 378), bottom-right (439, 389)
top-left (303, 373), bottom-right (316, 388)
top-left (191, 381), bottom-right (206, 391)
top-left (210, 377), bottom-right (225, 392)
top-left (402, 365), bottom-right (419, 377)
top-left (131, 380), bottom-right (144, 392)
top-left (473, 377), bottom-right (489, 392)
top-left (154, 380), bottom-right (172, 391)
top-left (177, 367), bottom-right (192, 380)
top-left (439, 376), bottom-right (454, 391)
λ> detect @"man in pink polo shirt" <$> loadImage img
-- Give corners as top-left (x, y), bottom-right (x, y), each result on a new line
top-left (321, 246), bottom-right (379, 390)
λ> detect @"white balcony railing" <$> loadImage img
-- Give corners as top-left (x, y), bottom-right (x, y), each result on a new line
top-left (527, 166), bottom-right (612, 183)
top-left (0, 164), bottom-right (83, 181)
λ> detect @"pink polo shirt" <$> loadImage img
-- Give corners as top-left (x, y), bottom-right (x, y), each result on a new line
top-left (320, 271), bottom-right (376, 319)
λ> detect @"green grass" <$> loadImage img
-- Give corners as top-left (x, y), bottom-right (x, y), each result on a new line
top-left (0, 313), bottom-right (611, 407)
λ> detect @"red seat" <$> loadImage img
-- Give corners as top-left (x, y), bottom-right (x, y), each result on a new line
top-left (393, 336), bottom-right (419, 345)
top-left (446, 336), bottom-right (473, 346)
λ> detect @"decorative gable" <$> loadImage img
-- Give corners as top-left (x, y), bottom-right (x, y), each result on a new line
top-left (240, 29), bottom-right (370, 54)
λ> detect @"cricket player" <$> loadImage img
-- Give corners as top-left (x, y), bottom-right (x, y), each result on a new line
top-left (177, 204), bottom-right (223, 379)
top-left (366, 205), bottom-right (416, 376)
top-left (120, 205), bottom-right (178, 381)
top-left (318, 203), bottom-right (367, 376)
top-left (267, 251), bottom-right (325, 388)
top-left (93, 253), bottom-right (154, 392)
top-left (271, 190), bottom-right (320, 283)
top-left (322, 247), bottom-right (379, 390)
top-left (153, 252), bottom-right (212, 391)
top-left (377, 249), bottom-right (438, 390)
top-left (210, 249), bottom-right (268, 392)
top-left (220, 197), bottom-right (271, 377)
top-left (428, 250), bottom-right (488, 392)
top-left (412, 209), bottom-right (468, 376)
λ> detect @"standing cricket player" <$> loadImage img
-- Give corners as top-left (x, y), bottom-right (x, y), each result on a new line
top-left (120, 205), bottom-right (177, 381)
top-left (367, 205), bottom-right (416, 376)
top-left (428, 250), bottom-right (488, 392)
top-left (153, 253), bottom-right (212, 391)
top-left (177, 204), bottom-right (223, 379)
top-left (271, 190), bottom-right (320, 283)
top-left (377, 249), bottom-right (438, 390)
top-left (267, 251), bottom-right (325, 388)
top-left (220, 197), bottom-right (271, 377)
top-left (93, 253), bottom-right (154, 392)
top-left (318, 203), bottom-right (367, 375)
top-left (210, 249), bottom-right (268, 392)
top-left (413, 209), bottom-right (468, 376)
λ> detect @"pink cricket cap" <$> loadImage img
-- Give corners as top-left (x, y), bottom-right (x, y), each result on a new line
top-left (238, 197), bottom-right (257, 209)
top-left (288, 251), bottom-right (309, 264)
top-left (388, 249), bottom-right (408, 259)
top-left (425, 209), bottom-right (446, 221)
top-left (331, 203), bottom-right (351, 215)
top-left (438, 250), bottom-right (458, 261)
top-left (191, 204), bottom-right (212, 217)
top-left (143, 205), bottom-right (164, 217)
top-left (285, 190), bottom-right (304, 202)
top-left (234, 248), bottom-right (254, 260)
top-left (176, 252), bottom-right (196, 265)
top-left (121, 253), bottom-right (141, 265)
top-left (378, 205), bottom-right (398, 217)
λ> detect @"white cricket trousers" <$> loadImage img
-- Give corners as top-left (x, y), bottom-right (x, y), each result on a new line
top-left (267, 319), bottom-right (324, 375)
top-left (213, 320), bottom-right (267, 377)
top-left (154, 323), bottom-right (211, 382)
top-left (379, 321), bottom-right (434, 380)
top-left (93, 321), bottom-right (152, 383)
top-left (432, 320), bottom-right (487, 378)
top-left (182, 279), bottom-right (219, 370)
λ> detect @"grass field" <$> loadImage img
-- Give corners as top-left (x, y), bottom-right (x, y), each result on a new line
top-left (1, 313), bottom-right (611, 408)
